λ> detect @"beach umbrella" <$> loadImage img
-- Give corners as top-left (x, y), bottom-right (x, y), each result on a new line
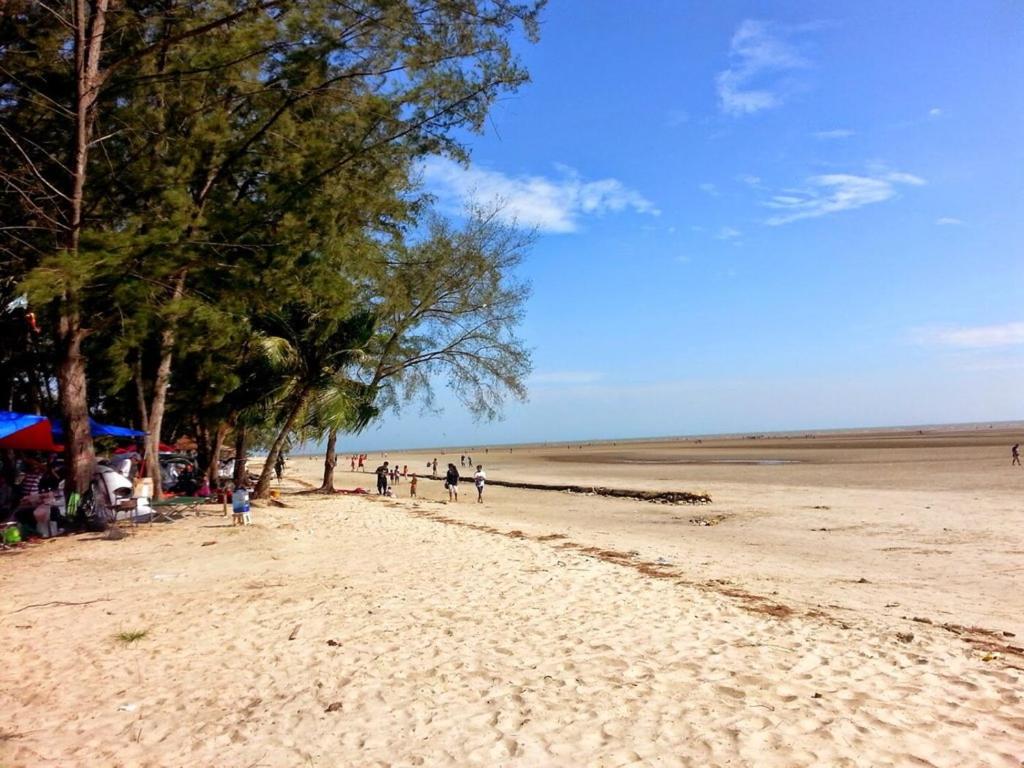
top-left (0, 411), bottom-right (64, 452)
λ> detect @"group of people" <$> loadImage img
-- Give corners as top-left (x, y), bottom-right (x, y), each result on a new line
top-left (1, 454), bottom-right (67, 540)
top-left (374, 462), bottom-right (419, 498)
top-left (371, 457), bottom-right (487, 503)
top-left (443, 462), bottom-right (487, 503)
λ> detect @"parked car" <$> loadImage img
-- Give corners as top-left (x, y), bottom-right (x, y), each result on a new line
top-left (217, 458), bottom-right (235, 480)
top-left (159, 454), bottom-right (199, 494)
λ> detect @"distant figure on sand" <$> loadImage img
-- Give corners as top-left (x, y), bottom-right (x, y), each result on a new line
top-left (460, 454), bottom-right (465, 467)
top-left (432, 458), bottom-right (438, 477)
top-left (410, 474), bottom-right (417, 498)
top-left (1013, 443), bottom-right (1021, 466)
top-left (350, 456), bottom-right (355, 472)
top-left (474, 464), bottom-right (486, 503)
top-left (274, 454), bottom-right (285, 482)
top-left (375, 462), bottom-right (389, 495)
top-left (358, 454), bottom-right (365, 472)
top-left (445, 463), bottom-right (459, 502)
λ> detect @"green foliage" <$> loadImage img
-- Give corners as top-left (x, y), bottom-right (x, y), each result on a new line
top-left (1, 0), bottom-right (542, 463)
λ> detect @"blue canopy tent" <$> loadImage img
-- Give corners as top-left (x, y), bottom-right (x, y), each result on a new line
top-left (51, 418), bottom-right (147, 441)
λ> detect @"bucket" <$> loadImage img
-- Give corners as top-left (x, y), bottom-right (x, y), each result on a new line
top-left (3, 523), bottom-right (20, 545)
top-left (231, 488), bottom-right (250, 515)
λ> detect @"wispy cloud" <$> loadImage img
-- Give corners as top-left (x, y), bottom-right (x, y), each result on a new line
top-left (738, 174), bottom-right (762, 187)
top-left (529, 371), bottom-right (605, 385)
top-left (914, 322), bottom-right (1024, 349)
top-left (716, 226), bottom-right (742, 241)
top-left (814, 128), bottom-right (855, 140)
top-left (699, 182), bottom-right (720, 197)
top-left (422, 158), bottom-right (659, 234)
top-left (936, 217), bottom-right (963, 226)
top-left (928, 107), bottom-right (943, 117)
top-left (716, 20), bottom-right (809, 116)
top-left (763, 171), bottom-right (925, 225)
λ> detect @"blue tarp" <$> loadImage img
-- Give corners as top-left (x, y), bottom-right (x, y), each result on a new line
top-left (51, 418), bottom-right (147, 440)
top-left (0, 410), bottom-right (146, 445)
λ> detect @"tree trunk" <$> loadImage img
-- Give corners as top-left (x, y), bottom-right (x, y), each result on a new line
top-left (195, 420), bottom-right (210, 480)
top-left (57, 313), bottom-right (94, 495)
top-left (142, 271), bottom-right (186, 500)
top-left (232, 423), bottom-right (248, 488)
top-left (134, 360), bottom-right (149, 433)
top-left (253, 386), bottom-right (311, 498)
top-left (56, 0), bottom-right (110, 498)
top-left (208, 420), bottom-right (229, 487)
top-left (317, 426), bottom-right (338, 493)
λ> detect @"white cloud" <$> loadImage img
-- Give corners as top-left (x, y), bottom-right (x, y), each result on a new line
top-left (716, 226), bottom-right (742, 240)
top-left (738, 174), bottom-right (762, 187)
top-left (699, 182), bottom-right (720, 196)
top-left (814, 128), bottom-right (855, 140)
top-left (763, 171), bottom-right (925, 225)
top-left (422, 158), bottom-right (659, 234)
top-left (929, 107), bottom-right (943, 117)
top-left (716, 20), bottom-right (809, 116)
top-left (936, 217), bottom-right (963, 226)
top-left (529, 371), bottom-right (605, 385)
top-left (915, 322), bottom-right (1024, 349)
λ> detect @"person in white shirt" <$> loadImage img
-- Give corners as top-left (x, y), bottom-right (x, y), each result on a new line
top-left (473, 465), bottom-right (486, 504)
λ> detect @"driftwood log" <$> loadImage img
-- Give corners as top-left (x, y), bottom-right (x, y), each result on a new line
top-left (437, 477), bottom-right (711, 505)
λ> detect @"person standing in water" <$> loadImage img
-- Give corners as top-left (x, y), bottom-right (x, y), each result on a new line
top-left (473, 464), bottom-right (486, 503)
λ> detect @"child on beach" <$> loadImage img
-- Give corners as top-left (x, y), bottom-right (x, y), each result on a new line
top-left (473, 464), bottom-right (486, 503)
top-left (410, 474), bottom-right (417, 498)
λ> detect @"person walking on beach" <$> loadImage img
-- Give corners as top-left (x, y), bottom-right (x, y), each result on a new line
top-left (1013, 443), bottom-right (1021, 466)
top-left (445, 463), bottom-right (459, 502)
top-left (358, 454), bottom-right (365, 472)
top-left (375, 461), bottom-right (389, 495)
top-left (274, 453), bottom-right (285, 482)
top-left (432, 458), bottom-right (438, 478)
top-left (410, 474), bottom-right (418, 498)
top-left (473, 464), bottom-right (486, 503)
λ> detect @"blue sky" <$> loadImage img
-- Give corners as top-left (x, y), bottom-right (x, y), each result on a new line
top-left (349, 1), bottom-right (1024, 451)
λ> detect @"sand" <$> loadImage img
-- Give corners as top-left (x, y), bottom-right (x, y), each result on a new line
top-left (2, 426), bottom-right (1022, 766)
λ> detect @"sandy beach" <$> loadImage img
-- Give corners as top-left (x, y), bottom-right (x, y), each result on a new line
top-left (2, 426), bottom-right (1023, 766)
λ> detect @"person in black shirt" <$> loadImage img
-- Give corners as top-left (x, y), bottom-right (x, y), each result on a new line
top-left (375, 462), bottom-right (390, 495)
top-left (445, 463), bottom-right (459, 502)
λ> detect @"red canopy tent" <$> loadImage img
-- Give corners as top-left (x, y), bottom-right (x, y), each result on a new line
top-left (0, 412), bottom-right (63, 452)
